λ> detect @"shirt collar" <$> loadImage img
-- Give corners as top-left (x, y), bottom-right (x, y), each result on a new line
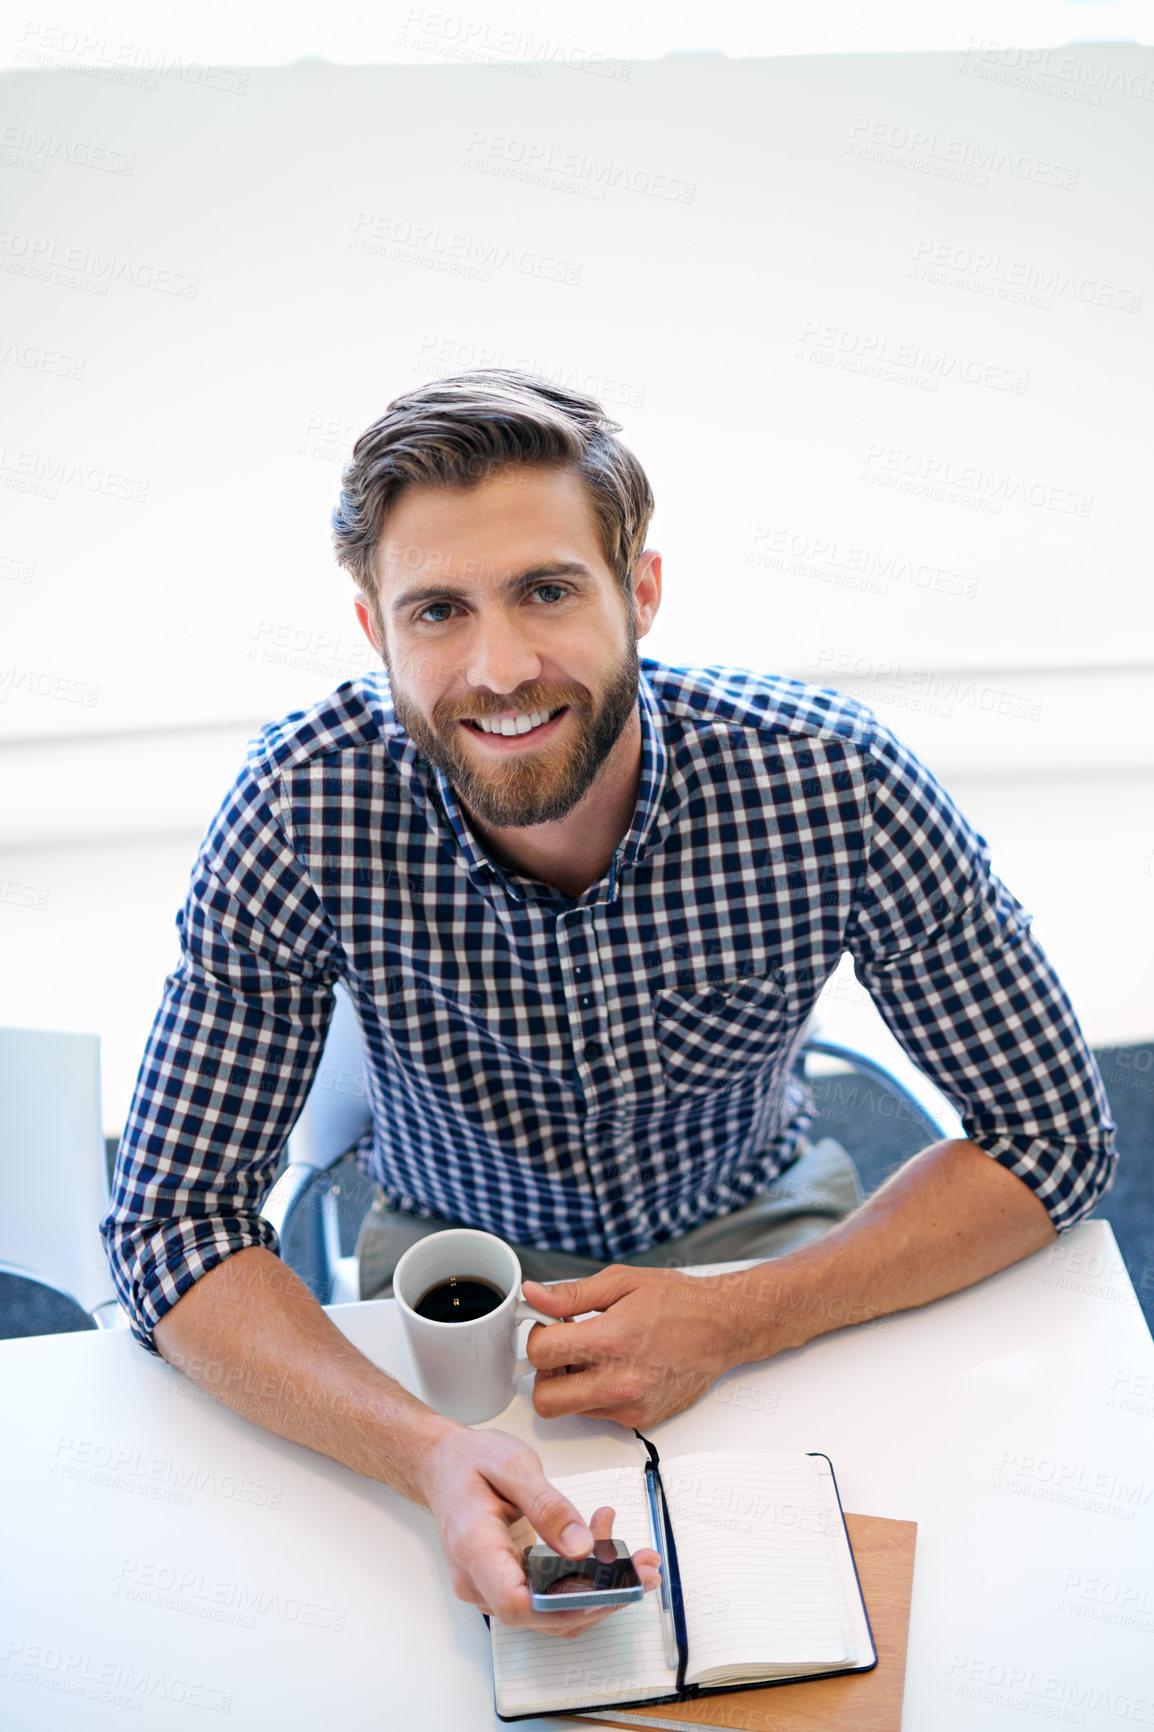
top-left (378, 664), bottom-right (670, 904)
top-left (615, 663), bottom-right (669, 874)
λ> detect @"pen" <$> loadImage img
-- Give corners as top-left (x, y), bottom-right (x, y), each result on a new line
top-left (644, 1459), bottom-right (679, 1673)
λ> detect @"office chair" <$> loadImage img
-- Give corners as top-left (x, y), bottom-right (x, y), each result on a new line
top-left (0, 1026), bottom-right (127, 1331)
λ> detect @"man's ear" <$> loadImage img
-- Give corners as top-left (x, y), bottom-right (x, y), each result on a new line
top-left (633, 550), bottom-right (662, 639)
top-left (354, 595), bottom-right (384, 657)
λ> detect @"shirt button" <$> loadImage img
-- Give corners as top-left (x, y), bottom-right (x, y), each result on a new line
top-left (707, 992), bottom-right (728, 1011)
top-left (579, 994), bottom-right (593, 1008)
top-left (583, 1040), bottom-right (603, 1063)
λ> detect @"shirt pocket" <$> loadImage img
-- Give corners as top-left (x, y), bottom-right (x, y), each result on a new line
top-left (652, 972), bottom-right (790, 1095)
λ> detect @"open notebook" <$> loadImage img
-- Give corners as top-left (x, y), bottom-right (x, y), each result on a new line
top-left (490, 1441), bottom-right (876, 1721)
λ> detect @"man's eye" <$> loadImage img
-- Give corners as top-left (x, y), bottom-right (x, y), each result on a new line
top-left (532, 583), bottom-right (568, 604)
top-left (417, 602), bottom-right (454, 624)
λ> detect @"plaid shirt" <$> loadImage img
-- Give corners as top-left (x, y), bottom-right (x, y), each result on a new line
top-left (103, 659), bottom-right (1116, 1353)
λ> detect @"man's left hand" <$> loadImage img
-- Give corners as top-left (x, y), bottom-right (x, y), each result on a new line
top-left (521, 1266), bottom-right (749, 1430)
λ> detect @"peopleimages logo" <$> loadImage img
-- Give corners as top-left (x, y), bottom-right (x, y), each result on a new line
top-left (411, 337), bottom-right (647, 409)
top-left (813, 649), bottom-right (1043, 723)
top-left (0, 335), bottom-right (86, 380)
top-left (114, 1558), bottom-right (347, 1633)
top-left (463, 130), bottom-right (696, 204)
top-left (993, 1449), bottom-right (1153, 1522)
top-left (0, 229), bottom-right (199, 299)
top-left (1, 874), bottom-right (51, 911)
top-left (959, 40), bottom-right (1154, 107)
top-left (349, 212), bottom-right (581, 286)
top-left (2, 1637), bottom-right (233, 1715)
top-left (859, 443), bottom-right (1093, 518)
top-left (910, 237), bottom-right (1143, 315)
top-left (793, 320), bottom-right (1028, 395)
top-left (0, 665), bottom-right (99, 707)
top-left (0, 123), bottom-right (135, 176)
top-left (13, 22), bottom-right (248, 95)
top-left (846, 115), bottom-right (1080, 189)
top-left (49, 1436), bottom-right (283, 1509)
top-left (1057, 1570), bottom-right (1154, 1636)
top-left (0, 445), bottom-right (147, 503)
top-left (747, 525), bottom-right (978, 601)
top-left (398, 9), bottom-right (631, 81)
top-left (943, 1654), bottom-right (1154, 1724)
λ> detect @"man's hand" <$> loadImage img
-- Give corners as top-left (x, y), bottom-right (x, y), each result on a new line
top-left (419, 1425), bottom-right (660, 1637)
top-left (522, 1266), bottom-right (748, 1429)
top-left (520, 1141), bottom-right (1060, 1433)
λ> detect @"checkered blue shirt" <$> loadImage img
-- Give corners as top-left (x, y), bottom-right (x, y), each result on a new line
top-left (102, 659), bottom-right (1116, 1353)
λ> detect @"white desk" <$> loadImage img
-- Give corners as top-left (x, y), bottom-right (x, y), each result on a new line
top-left (2, 1221), bottom-right (1152, 1730)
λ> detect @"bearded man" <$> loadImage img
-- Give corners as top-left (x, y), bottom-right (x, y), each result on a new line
top-left (103, 370), bottom-right (1114, 1637)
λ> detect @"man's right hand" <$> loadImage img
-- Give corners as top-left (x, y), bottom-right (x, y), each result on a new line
top-left (420, 1425), bottom-right (661, 1638)
top-left (153, 1248), bottom-right (659, 1638)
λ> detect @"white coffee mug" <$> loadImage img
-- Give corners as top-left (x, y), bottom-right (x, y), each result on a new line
top-left (392, 1228), bottom-right (556, 1424)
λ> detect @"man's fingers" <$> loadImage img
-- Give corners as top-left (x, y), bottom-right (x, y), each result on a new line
top-left (529, 1606), bottom-right (622, 1638)
top-left (452, 1514), bottom-right (534, 1619)
top-left (455, 1529), bottom-right (609, 1634)
top-left (588, 1504), bottom-right (616, 1542)
top-left (526, 1315), bottom-right (616, 1372)
top-left (486, 1458), bottom-right (593, 1559)
top-left (449, 1565), bottom-right (492, 1612)
top-left (532, 1365), bottom-right (628, 1419)
top-left (522, 1266), bottom-right (635, 1320)
top-left (433, 1433), bottom-right (664, 1639)
top-left (630, 1548), bottom-right (663, 1595)
top-left (452, 1505), bottom-right (662, 1633)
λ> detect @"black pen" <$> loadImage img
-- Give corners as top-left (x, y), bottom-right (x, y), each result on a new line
top-left (643, 1459), bottom-right (679, 1671)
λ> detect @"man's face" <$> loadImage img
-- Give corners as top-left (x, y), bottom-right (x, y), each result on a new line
top-left (354, 465), bottom-right (659, 830)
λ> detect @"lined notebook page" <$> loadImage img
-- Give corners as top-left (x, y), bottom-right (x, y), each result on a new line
top-left (661, 1452), bottom-right (856, 1684)
top-left (810, 1454), bottom-right (876, 1673)
top-left (490, 1464), bottom-right (677, 1716)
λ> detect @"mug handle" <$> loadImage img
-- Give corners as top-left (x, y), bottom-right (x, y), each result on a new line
top-left (513, 1296), bottom-right (565, 1382)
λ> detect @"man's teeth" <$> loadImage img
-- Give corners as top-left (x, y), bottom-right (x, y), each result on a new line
top-left (471, 707), bottom-right (561, 736)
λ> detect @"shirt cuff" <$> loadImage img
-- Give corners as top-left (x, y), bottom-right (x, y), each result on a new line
top-left (102, 1214), bottom-right (282, 1357)
top-left (964, 1129), bottom-right (1117, 1233)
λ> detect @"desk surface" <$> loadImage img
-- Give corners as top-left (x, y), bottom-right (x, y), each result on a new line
top-left (3, 1221), bottom-right (1152, 1731)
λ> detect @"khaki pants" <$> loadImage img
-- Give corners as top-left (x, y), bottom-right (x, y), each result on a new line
top-left (356, 1136), bottom-right (863, 1301)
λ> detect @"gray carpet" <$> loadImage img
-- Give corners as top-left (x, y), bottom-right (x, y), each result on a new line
top-left (2, 1044), bottom-right (1150, 1339)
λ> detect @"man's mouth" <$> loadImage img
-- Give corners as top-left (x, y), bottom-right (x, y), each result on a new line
top-left (460, 705), bottom-right (567, 739)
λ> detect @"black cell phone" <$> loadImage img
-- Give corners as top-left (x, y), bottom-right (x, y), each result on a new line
top-left (522, 1540), bottom-right (644, 1612)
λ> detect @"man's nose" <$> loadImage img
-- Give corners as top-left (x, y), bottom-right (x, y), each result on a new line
top-left (463, 615), bottom-right (543, 699)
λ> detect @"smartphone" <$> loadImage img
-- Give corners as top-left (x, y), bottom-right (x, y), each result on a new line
top-left (523, 1539), bottom-right (644, 1612)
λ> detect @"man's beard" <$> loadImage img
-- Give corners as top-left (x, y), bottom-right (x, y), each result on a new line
top-left (382, 620), bottom-right (640, 830)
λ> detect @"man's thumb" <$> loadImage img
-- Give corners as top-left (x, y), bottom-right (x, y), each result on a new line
top-left (496, 1458), bottom-right (593, 1559)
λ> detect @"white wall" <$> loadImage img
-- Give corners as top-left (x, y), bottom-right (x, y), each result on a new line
top-left (1, 42), bottom-right (1151, 1127)
top-left (2, 47), bottom-right (1152, 735)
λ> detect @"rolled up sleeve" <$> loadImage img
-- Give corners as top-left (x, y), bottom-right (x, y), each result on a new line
top-left (846, 724), bottom-right (1116, 1232)
top-left (100, 745), bottom-right (346, 1353)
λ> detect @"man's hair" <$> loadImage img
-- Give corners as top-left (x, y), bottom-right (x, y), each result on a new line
top-left (331, 369), bottom-right (655, 642)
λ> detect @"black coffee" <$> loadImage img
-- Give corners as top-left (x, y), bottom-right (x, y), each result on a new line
top-left (414, 1275), bottom-right (506, 1323)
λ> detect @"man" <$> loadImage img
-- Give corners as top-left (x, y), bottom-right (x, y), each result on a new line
top-left (102, 369), bottom-right (1115, 1639)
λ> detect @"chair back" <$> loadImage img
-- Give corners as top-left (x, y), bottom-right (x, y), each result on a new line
top-left (0, 1026), bottom-right (117, 1316)
top-left (287, 984), bottom-right (373, 1172)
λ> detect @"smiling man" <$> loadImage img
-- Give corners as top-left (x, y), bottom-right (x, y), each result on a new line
top-left (368, 463), bottom-right (649, 895)
top-left (103, 369), bottom-right (1115, 1636)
